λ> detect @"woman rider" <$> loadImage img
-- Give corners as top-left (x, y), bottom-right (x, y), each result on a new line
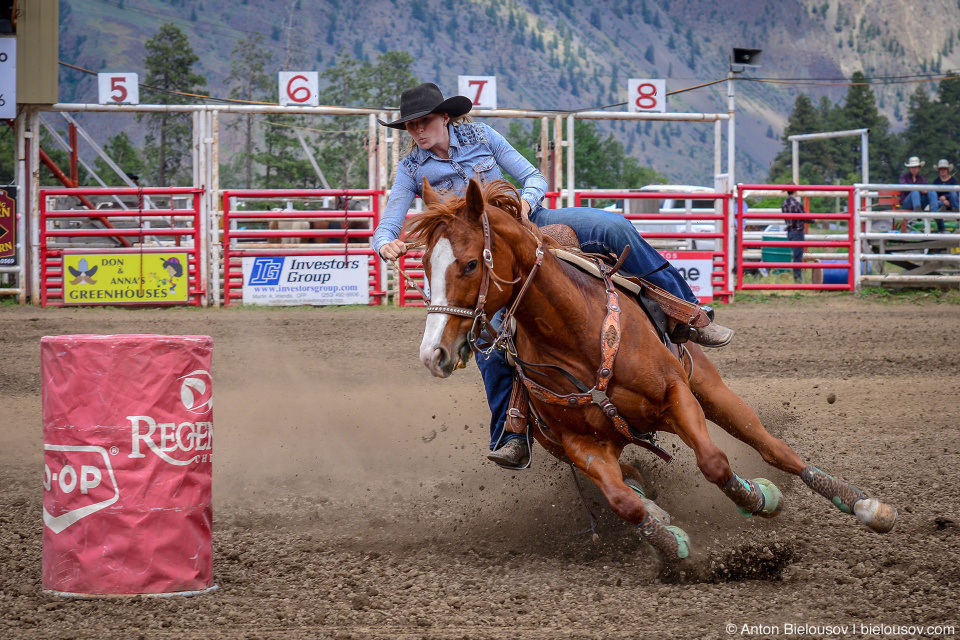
top-left (374, 83), bottom-right (734, 469)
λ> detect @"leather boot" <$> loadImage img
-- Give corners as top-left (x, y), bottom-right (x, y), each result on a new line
top-left (688, 322), bottom-right (735, 348)
top-left (487, 438), bottom-right (530, 469)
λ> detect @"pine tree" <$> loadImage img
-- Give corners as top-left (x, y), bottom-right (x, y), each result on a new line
top-left (94, 132), bottom-right (143, 186)
top-left (139, 24), bottom-right (207, 186)
top-left (837, 71), bottom-right (896, 182)
top-left (225, 33), bottom-right (274, 189)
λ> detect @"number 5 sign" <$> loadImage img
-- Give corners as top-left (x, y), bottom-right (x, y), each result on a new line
top-left (98, 73), bottom-right (139, 105)
top-left (458, 76), bottom-right (497, 110)
top-left (279, 72), bottom-right (319, 107)
top-left (627, 79), bottom-right (666, 113)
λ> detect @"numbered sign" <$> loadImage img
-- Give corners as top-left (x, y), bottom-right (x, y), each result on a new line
top-left (0, 37), bottom-right (16, 119)
top-left (458, 75), bottom-right (497, 110)
top-left (627, 79), bottom-right (666, 113)
top-left (98, 73), bottom-right (139, 105)
top-left (279, 72), bottom-right (319, 106)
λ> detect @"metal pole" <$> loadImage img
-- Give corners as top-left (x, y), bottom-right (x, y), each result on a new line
top-left (566, 115), bottom-right (575, 208)
top-left (377, 113), bottom-right (388, 303)
top-left (28, 108), bottom-right (41, 305)
top-left (195, 110), bottom-right (208, 307)
top-left (853, 186), bottom-right (862, 292)
top-left (727, 70), bottom-right (736, 193)
top-left (792, 139), bottom-right (799, 184)
top-left (539, 116), bottom-right (549, 181)
top-left (15, 113), bottom-right (27, 303)
top-left (553, 115), bottom-right (563, 203)
top-left (210, 109), bottom-right (221, 308)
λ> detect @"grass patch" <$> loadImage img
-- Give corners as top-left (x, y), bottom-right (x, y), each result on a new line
top-left (857, 286), bottom-right (960, 304)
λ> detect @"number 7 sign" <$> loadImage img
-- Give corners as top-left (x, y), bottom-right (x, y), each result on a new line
top-left (98, 73), bottom-right (139, 105)
top-left (458, 76), bottom-right (497, 110)
top-left (627, 79), bottom-right (666, 113)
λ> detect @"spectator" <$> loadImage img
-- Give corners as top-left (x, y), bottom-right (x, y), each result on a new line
top-left (899, 157), bottom-right (940, 230)
top-left (932, 159), bottom-right (957, 234)
top-left (782, 187), bottom-right (805, 283)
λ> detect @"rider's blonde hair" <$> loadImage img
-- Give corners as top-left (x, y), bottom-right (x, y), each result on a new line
top-left (403, 114), bottom-right (474, 155)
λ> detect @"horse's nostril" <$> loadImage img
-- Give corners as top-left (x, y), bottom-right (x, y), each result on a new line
top-left (437, 346), bottom-right (450, 369)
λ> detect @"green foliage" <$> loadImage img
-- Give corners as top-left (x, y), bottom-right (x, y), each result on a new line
top-left (94, 133), bottom-right (143, 186)
top-left (769, 72), bottom-right (902, 187)
top-left (506, 119), bottom-right (664, 192)
top-left (139, 24), bottom-right (207, 186)
top-left (225, 33), bottom-right (274, 189)
top-left (0, 124), bottom-right (14, 186)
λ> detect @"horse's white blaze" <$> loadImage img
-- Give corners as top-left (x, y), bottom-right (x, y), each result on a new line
top-left (420, 237), bottom-right (456, 372)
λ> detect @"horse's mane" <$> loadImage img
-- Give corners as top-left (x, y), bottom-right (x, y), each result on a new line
top-left (405, 180), bottom-right (523, 246)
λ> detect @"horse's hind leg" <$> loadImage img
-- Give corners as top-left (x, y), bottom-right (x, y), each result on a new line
top-left (661, 382), bottom-right (782, 519)
top-left (687, 344), bottom-right (897, 533)
top-left (561, 432), bottom-right (689, 562)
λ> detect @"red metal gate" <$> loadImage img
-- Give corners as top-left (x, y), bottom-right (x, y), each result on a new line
top-left (735, 184), bottom-right (855, 291)
top-left (220, 189), bottom-right (385, 306)
top-left (574, 190), bottom-right (731, 302)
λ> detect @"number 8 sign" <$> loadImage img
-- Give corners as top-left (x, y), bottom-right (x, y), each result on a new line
top-left (627, 79), bottom-right (666, 113)
top-left (98, 73), bottom-right (139, 105)
top-left (279, 72), bottom-right (319, 107)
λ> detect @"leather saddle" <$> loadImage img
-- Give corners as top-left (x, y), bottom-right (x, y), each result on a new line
top-left (503, 224), bottom-right (703, 443)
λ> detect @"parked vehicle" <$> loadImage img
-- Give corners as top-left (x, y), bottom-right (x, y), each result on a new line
top-left (603, 185), bottom-right (720, 250)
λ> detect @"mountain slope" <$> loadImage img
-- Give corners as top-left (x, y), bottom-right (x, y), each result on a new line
top-left (57, 0), bottom-right (960, 184)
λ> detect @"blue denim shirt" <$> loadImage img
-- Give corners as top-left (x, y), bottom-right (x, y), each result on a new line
top-left (372, 122), bottom-right (548, 253)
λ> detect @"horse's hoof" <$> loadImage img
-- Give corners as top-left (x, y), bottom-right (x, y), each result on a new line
top-left (665, 525), bottom-right (691, 560)
top-left (854, 498), bottom-right (897, 533)
top-left (637, 515), bottom-right (690, 562)
top-left (754, 478), bottom-right (783, 519)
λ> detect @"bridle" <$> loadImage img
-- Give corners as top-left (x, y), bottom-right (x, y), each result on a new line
top-left (396, 205), bottom-right (544, 356)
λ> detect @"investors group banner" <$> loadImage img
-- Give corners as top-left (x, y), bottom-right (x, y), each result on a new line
top-left (241, 255), bottom-right (369, 306)
top-left (62, 251), bottom-right (190, 305)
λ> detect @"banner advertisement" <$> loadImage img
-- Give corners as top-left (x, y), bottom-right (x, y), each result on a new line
top-left (241, 255), bottom-right (370, 306)
top-left (62, 251), bottom-right (190, 305)
top-left (661, 251), bottom-right (714, 303)
top-left (0, 191), bottom-right (14, 265)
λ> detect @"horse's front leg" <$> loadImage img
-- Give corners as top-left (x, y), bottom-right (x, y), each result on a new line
top-left (661, 381), bottom-right (783, 520)
top-left (687, 343), bottom-right (897, 533)
top-left (561, 431), bottom-right (689, 562)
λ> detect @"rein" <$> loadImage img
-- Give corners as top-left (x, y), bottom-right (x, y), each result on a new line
top-left (421, 208), bottom-right (544, 355)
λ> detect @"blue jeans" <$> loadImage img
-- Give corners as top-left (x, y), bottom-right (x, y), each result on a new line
top-left (902, 191), bottom-right (942, 232)
top-left (787, 229), bottom-right (804, 282)
top-left (476, 310), bottom-right (520, 450)
top-left (529, 206), bottom-right (699, 304)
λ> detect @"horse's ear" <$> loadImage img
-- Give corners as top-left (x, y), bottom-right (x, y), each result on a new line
top-left (422, 177), bottom-right (441, 207)
top-left (465, 178), bottom-right (484, 221)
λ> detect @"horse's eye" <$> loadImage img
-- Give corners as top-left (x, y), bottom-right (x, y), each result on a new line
top-left (463, 259), bottom-right (479, 275)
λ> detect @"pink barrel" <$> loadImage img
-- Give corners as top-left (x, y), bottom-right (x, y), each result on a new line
top-left (41, 334), bottom-right (216, 597)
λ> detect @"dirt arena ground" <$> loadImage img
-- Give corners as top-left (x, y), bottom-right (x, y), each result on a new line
top-left (2, 294), bottom-right (959, 639)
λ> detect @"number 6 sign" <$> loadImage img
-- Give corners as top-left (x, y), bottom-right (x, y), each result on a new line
top-left (98, 73), bottom-right (139, 105)
top-left (627, 79), bottom-right (666, 113)
top-left (279, 72), bottom-right (319, 107)
top-left (458, 75), bottom-right (497, 110)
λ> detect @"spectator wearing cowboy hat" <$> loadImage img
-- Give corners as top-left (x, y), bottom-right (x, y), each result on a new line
top-left (899, 157), bottom-right (940, 226)
top-left (932, 159), bottom-right (957, 233)
top-left (373, 82), bottom-right (735, 469)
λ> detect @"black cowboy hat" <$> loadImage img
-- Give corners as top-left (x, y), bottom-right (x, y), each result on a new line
top-left (377, 83), bottom-right (472, 130)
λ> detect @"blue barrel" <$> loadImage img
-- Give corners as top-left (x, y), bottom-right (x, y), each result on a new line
top-left (822, 260), bottom-right (848, 285)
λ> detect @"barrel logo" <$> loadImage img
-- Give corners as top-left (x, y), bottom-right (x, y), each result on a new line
top-left (179, 369), bottom-right (213, 414)
top-left (42, 445), bottom-right (120, 534)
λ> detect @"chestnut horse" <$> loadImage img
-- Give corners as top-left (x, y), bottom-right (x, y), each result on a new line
top-left (407, 178), bottom-right (897, 563)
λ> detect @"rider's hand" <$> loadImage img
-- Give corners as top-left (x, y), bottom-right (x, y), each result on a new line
top-left (379, 239), bottom-right (408, 261)
top-left (520, 199), bottom-right (531, 221)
